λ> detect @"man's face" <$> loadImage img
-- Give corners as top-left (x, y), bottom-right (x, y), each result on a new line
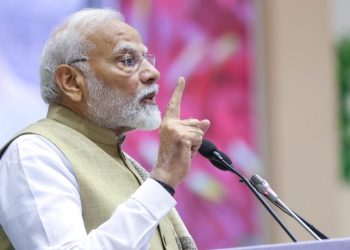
top-left (83, 20), bottom-right (161, 133)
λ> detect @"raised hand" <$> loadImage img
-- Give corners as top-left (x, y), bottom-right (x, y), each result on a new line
top-left (150, 77), bottom-right (210, 189)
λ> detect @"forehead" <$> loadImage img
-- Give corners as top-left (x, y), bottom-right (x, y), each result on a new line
top-left (87, 20), bottom-right (147, 57)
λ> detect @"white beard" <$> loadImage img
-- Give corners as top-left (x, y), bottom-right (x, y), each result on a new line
top-left (85, 72), bottom-right (161, 131)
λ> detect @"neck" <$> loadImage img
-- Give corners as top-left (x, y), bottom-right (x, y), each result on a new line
top-left (114, 126), bottom-right (134, 137)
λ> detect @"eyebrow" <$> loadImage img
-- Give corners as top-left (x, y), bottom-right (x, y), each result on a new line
top-left (113, 42), bottom-right (148, 55)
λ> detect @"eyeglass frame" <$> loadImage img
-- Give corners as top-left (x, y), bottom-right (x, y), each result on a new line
top-left (67, 52), bottom-right (156, 74)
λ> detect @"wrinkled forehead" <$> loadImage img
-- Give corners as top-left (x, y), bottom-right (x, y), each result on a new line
top-left (87, 20), bottom-right (147, 57)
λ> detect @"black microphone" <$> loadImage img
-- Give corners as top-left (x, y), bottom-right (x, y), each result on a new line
top-left (198, 139), bottom-right (217, 158)
top-left (210, 150), bottom-right (232, 171)
top-left (198, 139), bottom-right (298, 242)
top-left (199, 139), bottom-right (232, 171)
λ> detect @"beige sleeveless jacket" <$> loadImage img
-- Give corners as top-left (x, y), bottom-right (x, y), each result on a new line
top-left (0, 104), bottom-right (196, 250)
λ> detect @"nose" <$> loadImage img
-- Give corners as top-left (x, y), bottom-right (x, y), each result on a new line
top-left (139, 60), bottom-right (160, 85)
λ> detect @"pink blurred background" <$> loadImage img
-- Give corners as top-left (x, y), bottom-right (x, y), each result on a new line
top-left (0, 0), bottom-right (262, 248)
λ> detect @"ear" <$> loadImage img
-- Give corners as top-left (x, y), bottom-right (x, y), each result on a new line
top-left (55, 65), bottom-right (86, 103)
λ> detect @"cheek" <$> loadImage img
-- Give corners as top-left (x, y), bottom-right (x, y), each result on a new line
top-left (107, 74), bottom-right (140, 98)
top-left (90, 62), bottom-right (141, 96)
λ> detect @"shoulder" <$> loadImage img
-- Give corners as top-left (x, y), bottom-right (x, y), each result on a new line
top-left (0, 134), bottom-right (78, 189)
top-left (1, 134), bottom-right (74, 174)
top-left (3, 134), bottom-right (60, 158)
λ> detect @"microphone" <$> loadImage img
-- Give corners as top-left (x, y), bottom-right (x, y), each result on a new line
top-left (209, 150), bottom-right (232, 171)
top-left (199, 139), bottom-right (237, 171)
top-left (198, 139), bottom-right (297, 242)
top-left (250, 174), bottom-right (327, 240)
top-left (199, 139), bottom-right (232, 171)
top-left (250, 174), bottom-right (278, 202)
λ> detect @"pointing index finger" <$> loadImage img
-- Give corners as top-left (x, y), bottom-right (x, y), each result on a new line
top-left (164, 77), bottom-right (185, 120)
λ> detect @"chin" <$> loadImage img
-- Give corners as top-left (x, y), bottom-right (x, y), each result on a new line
top-left (139, 119), bottom-right (161, 131)
top-left (136, 114), bottom-right (162, 131)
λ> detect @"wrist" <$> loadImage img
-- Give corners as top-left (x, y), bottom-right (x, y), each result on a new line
top-left (153, 179), bottom-right (175, 196)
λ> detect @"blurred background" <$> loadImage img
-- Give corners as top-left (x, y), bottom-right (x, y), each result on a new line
top-left (1, 0), bottom-right (350, 249)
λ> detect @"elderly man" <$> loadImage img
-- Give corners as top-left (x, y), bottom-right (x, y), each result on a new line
top-left (0, 8), bottom-right (209, 250)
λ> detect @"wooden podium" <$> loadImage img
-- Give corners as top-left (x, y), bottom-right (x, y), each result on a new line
top-left (213, 237), bottom-right (350, 250)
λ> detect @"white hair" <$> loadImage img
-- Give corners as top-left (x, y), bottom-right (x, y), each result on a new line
top-left (40, 8), bottom-right (124, 103)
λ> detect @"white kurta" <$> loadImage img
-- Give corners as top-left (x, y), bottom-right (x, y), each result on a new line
top-left (0, 134), bottom-right (176, 250)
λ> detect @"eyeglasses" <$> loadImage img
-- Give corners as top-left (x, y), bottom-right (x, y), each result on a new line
top-left (68, 52), bottom-right (156, 74)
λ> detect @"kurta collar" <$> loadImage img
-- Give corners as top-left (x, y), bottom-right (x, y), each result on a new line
top-left (47, 104), bottom-right (125, 146)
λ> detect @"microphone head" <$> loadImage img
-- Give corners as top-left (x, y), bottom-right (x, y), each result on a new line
top-left (250, 174), bottom-right (278, 201)
top-left (209, 150), bottom-right (232, 171)
top-left (199, 139), bottom-right (233, 171)
top-left (250, 174), bottom-right (265, 188)
top-left (199, 139), bottom-right (217, 159)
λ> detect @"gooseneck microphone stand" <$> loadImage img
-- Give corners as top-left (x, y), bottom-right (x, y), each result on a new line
top-left (250, 174), bottom-right (326, 240)
top-left (208, 152), bottom-right (298, 242)
top-left (199, 139), bottom-right (329, 243)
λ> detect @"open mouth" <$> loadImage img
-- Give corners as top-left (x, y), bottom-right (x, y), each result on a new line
top-left (141, 91), bottom-right (157, 104)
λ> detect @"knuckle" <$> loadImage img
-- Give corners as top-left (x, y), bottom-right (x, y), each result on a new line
top-left (182, 139), bottom-right (192, 148)
top-left (196, 129), bottom-right (204, 136)
top-left (192, 119), bottom-right (200, 123)
top-left (175, 136), bottom-right (191, 147)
